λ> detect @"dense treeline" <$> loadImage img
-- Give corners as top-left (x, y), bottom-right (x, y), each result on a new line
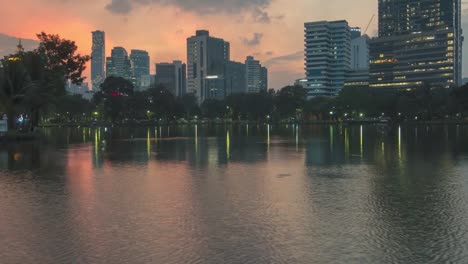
top-left (48, 79), bottom-right (468, 124)
top-left (2, 33), bottom-right (468, 130)
top-left (0, 32), bottom-right (89, 131)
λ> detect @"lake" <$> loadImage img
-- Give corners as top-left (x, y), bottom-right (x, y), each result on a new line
top-left (1, 124), bottom-right (468, 263)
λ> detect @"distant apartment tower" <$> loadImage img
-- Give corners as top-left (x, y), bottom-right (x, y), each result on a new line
top-left (225, 61), bottom-right (246, 94)
top-left (187, 30), bottom-right (230, 102)
top-left (106, 47), bottom-right (132, 81)
top-left (155, 61), bottom-right (187, 96)
top-left (370, 0), bottom-right (463, 89)
top-left (245, 56), bottom-right (265, 93)
top-left (350, 28), bottom-right (369, 71)
top-left (304, 20), bottom-right (352, 97)
top-left (91, 31), bottom-right (105, 90)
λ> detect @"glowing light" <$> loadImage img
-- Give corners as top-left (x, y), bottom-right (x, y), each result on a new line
top-left (398, 126), bottom-right (402, 160)
top-left (226, 130), bottom-right (230, 160)
top-left (147, 128), bottom-right (151, 158)
top-left (360, 125), bottom-right (363, 157)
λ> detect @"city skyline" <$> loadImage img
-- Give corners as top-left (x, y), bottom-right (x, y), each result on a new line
top-left (1, 0), bottom-right (468, 89)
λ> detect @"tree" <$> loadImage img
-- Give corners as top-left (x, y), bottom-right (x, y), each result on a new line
top-left (275, 85), bottom-right (307, 119)
top-left (94, 76), bottom-right (134, 123)
top-left (147, 84), bottom-right (177, 120)
top-left (304, 97), bottom-right (332, 120)
top-left (30, 32), bottom-right (90, 129)
top-left (201, 99), bottom-right (226, 119)
top-left (54, 94), bottom-right (92, 122)
top-left (176, 93), bottom-right (200, 118)
top-left (0, 32), bottom-right (89, 132)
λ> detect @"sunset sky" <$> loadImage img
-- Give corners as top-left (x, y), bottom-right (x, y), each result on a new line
top-left (1, 0), bottom-right (467, 89)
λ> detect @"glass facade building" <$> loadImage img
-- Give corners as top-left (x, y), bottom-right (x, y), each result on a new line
top-left (370, 0), bottom-right (462, 89)
top-left (106, 47), bottom-right (132, 81)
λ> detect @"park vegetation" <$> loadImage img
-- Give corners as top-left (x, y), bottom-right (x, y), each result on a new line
top-left (2, 33), bottom-right (468, 131)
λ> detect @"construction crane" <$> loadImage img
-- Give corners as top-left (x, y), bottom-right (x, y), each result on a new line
top-left (364, 14), bottom-right (375, 36)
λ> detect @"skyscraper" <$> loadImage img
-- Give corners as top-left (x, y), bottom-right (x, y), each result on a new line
top-left (304, 20), bottom-right (352, 97)
top-left (130, 50), bottom-right (150, 78)
top-left (245, 56), bottom-right (261, 93)
top-left (130, 50), bottom-right (150, 90)
top-left (91, 31), bottom-right (105, 90)
top-left (370, 0), bottom-right (462, 89)
top-left (155, 61), bottom-right (187, 97)
top-left (106, 47), bottom-right (132, 81)
top-left (187, 30), bottom-right (230, 103)
top-left (225, 61), bottom-right (246, 94)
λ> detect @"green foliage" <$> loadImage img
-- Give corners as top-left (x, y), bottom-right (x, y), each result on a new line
top-left (0, 32), bottom-right (90, 131)
top-left (201, 99), bottom-right (226, 119)
top-left (226, 92), bottom-right (274, 121)
top-left (94, 76), bottom-right (134, 123)
top-left (275, 85), bottom-right (307, 119)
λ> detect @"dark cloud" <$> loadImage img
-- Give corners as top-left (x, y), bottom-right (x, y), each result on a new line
top-left (0, 33), bottom-right (38, 57)
top-left (253, 7), bottom-right (271, 23)
top-left (105, 0), bottom-right (132, 14)
top-left (242, 33), bottom-right (263, 46)
top-left (264, 51), bottom-right (303, 67)
top-left (105, 0), bottom-right (273, 23)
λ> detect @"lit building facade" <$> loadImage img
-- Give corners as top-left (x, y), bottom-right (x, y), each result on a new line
top-left (106, 47), bottom-right (132, 81)
top-left (370, 0), bottom-right (462, 89)
top-left (245, 56), bottom-right (262, 93)
top-left (91, 31), bottom-right (105, 90)
top-left (130, 50), bottom-right (149, 76)
top-left (187, 30), bottom-right (230, 103)
top-left (304, 20), bottom-right (352, 97)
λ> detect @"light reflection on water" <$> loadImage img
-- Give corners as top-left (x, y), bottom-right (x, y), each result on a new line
top-left (1, 125), bottom-right (468, 263)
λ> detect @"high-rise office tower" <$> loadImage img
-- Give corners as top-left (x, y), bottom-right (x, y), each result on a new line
top-left (91, 31), bottom-right (105, 90)
top-left (187, 30), bottom-right (230, 103)
top-left (304, 20), bottom-right (352, 97)
top-left (130, 50), bottom-right (150, 79)
top-left (370, 0), bottom-right (462, 89)
top-left (130, 50), bottom-right (150, 90)
top-left (155, 61), bottom-right (187, 96)
top-left (225, 61), bottom-right (247, 94)
top-left (106, 47), bottom-right (132, 81)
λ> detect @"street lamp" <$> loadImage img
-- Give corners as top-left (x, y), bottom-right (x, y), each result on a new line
top-left (359, 113), bottom-right (364, 118)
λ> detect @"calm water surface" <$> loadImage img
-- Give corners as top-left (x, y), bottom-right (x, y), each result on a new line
top-left (1, 125), bottom-right (468, 263)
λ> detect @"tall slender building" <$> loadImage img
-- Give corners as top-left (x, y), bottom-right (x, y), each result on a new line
top-left (187, 30), bottom-right (230, 103)
top-left (91, 31), bottom-right (105, 90)
top-left (304, 20), bottom-right (352, 97)
top-left (370, 0), bottom-right (463, 89)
